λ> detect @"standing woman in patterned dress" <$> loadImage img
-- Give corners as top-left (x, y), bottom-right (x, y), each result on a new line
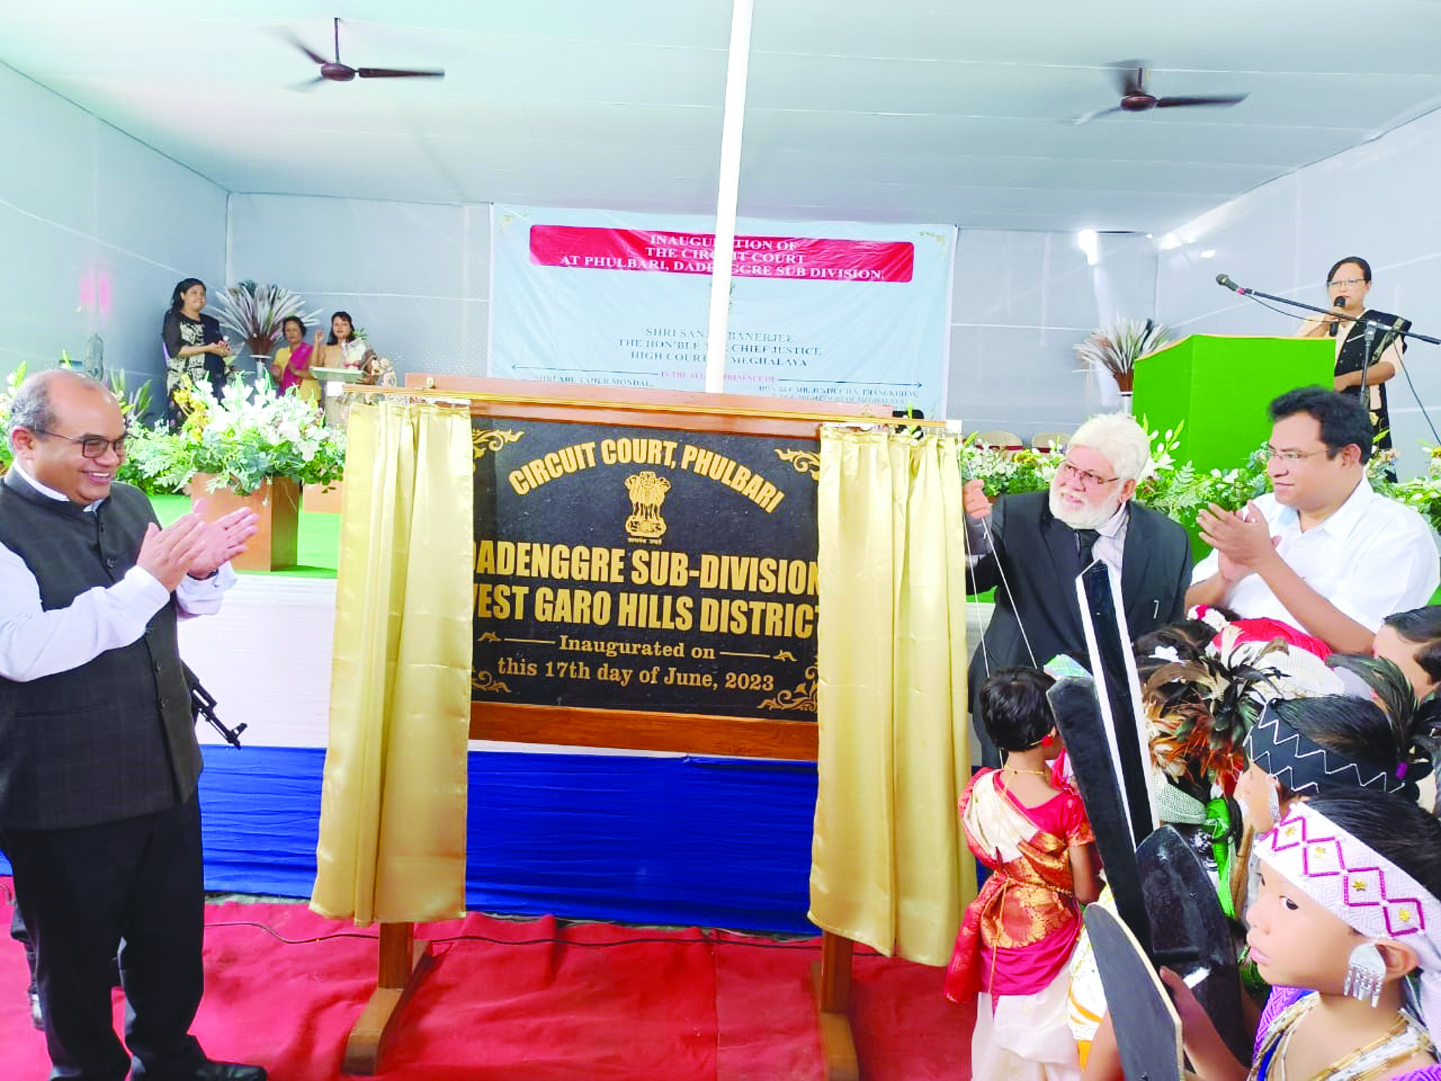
top-left (161, 278), bottom-right (231, 426)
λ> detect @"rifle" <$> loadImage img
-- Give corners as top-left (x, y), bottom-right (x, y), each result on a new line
top-left (183, 664), bottom-right (247, 748)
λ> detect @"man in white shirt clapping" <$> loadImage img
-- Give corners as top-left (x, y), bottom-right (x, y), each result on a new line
top-left (1187, 386), bottom-right (1438, 652)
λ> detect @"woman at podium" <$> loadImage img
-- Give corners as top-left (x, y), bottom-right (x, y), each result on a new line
top-left (1295, 256), bottom-right (1408, 464)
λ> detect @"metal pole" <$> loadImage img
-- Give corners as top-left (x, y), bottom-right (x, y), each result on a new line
top-left (704, 0), bottom-right (754, 393)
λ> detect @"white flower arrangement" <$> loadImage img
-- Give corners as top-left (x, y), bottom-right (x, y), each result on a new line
top-left (959, 421), bottom-right (1269, 526)
top-left (1389, 446), bottom-right (1441, 534)
top-left (1188, 605), bottom-right (1231, 635)
top-left (128, 376), bottom-right (345, 496)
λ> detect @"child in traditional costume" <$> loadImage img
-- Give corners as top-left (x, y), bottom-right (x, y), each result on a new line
top-left (1234, 675), bottom-right (1441, 887)
top-left (1068, 612), bottom-right (1339, 1072)
top-left (1071, 611), bottom-right (1364, 1078)
top-left (1171, 791), bottom-right (1441, 1080)
top-left (945, 668), bottom-right (1101, 1081)
top-left (1138, 676), bottom-right (1441, 1079)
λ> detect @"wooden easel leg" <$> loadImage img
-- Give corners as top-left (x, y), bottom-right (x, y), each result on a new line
top-left (342, 921), bottom-right (436, 1075)
top-left (811, 931), bottom-right (860, 1081)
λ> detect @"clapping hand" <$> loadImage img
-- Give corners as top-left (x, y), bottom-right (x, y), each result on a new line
top-left (1197, 500), bottom-right (1279, 583)
top-left (136, 515), bottom-right (211, 592)
top-left (187, 502), bottom-right (260, 579)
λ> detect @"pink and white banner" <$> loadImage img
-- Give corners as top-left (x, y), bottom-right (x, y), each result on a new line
top-left (489, 205), bottom-right (955, 416)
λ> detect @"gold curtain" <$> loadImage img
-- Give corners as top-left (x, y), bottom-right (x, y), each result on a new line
top-left (310, 397), bottom-right (475, 924)
top-left (808, 427), bottom-right (975, 966)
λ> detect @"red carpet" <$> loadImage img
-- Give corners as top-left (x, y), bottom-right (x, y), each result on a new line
top-left (1, 881), bottom-right (972, 1079)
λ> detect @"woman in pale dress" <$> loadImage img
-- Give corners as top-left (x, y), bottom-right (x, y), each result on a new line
top-left (312, 311), bottom-right (377, 378)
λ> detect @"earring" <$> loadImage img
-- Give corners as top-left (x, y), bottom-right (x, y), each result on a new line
top-left (1344, 942), bottom-right (1386, 1007)
top-left (1266, 784), bottom-right (1280, 827)
top-left (1041, 734), bottom-right (1055, 747)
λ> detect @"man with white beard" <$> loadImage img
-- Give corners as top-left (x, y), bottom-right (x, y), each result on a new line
top-left (963, 413), bottom-right (1192, 767)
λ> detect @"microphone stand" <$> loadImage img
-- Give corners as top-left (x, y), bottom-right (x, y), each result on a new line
top-left (1219, 274), bottom-right (1438, 446)
top-left (1220, 278), bottom-right (1441, 348)
top-left (1360, 319), bottom-right (1376, 410)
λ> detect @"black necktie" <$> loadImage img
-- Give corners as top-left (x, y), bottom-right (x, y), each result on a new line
top-left (1076, 528), bottom-right (1101, 568)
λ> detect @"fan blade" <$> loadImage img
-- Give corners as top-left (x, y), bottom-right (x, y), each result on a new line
top-left (357, 67), bottom-right (445, 79)
top-left (282, 30), bottom-right (329, 67)
top-left (288, 75), bottom-right (328, 92)
top-left (1154, 94), bottom-right (1248, 109)
top-left (1109, 59), bottom-right (1148, 99)
top-left (1072, 106), bottom-right (1126, 126)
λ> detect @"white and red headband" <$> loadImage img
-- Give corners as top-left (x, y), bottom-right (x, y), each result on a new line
top-left (1259, 803), bottom-right (1441, 1038)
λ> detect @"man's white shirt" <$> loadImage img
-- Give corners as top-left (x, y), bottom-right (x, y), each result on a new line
top-left (0, 465), bottom-right (234, 682)
top-left (1192, 477), bottom-right (1439, 632)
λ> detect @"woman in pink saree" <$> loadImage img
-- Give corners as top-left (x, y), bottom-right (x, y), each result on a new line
top-left (272, 316), bottom-right (317, 400)
top-left (270, 317), bottom-right (317, 403)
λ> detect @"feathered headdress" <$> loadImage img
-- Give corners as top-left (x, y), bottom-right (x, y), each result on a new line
top-left (1144, 625), bottom-right (1343, 796)
top-left (1327, 653), bottom-right (1441, 797)
top-left (1144, 653), bottom-right (1271, 796)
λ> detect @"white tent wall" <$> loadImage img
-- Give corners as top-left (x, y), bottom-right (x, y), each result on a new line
top-left (225, 193), bottom-right (490, 380)
top-left (0, 62), bottom-right (227, 403)
top-left (947, 229), bottom-right (1158, 436)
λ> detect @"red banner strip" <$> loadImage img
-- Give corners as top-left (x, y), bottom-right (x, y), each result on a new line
top-left (530, 226), bottom-right (914, 283)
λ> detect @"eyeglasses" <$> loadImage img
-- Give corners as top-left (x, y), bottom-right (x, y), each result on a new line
top-left (1327, 278), bottom-right (1367, 288)
top-left (1057, 460), bottom-right (1118, 490)
top-left (1264, 446), bottom-right (1328, 464)
top-left (33, 430), bottom-right (127, 459)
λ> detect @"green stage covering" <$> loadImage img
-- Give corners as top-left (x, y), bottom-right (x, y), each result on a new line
top-left (1133, 334), bottom-right (1335, 471)
top-left (149, 493), bottom-right (339, 578)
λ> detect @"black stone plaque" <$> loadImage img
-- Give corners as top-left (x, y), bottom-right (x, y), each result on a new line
top-left (471, 418), bottom-right (821, 719)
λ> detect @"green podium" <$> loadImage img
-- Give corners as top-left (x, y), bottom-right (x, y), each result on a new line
top-left (1132, 335), bottom-right (1334, 470)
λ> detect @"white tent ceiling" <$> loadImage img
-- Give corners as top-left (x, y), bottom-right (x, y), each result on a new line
top-left (6, 0), bottom-right (1441, 232)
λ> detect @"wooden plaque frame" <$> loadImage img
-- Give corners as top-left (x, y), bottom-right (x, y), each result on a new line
top-left (341, 377), bottom-right (932, 1077)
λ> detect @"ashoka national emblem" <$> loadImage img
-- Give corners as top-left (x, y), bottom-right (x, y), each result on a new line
top-left (625, 470), bottom-right (671, 541)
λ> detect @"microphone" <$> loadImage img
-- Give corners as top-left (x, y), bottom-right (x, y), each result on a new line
top-left (1330, 295), bottom-right (1346, 337)
top-left (1215, 273), bottom-right (1249, 295)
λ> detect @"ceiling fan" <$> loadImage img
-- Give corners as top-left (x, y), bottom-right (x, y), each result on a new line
top-left (1072, 61), bottom-right (1246, 124)
top-left (289, 17), bottom-right (444, 87)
